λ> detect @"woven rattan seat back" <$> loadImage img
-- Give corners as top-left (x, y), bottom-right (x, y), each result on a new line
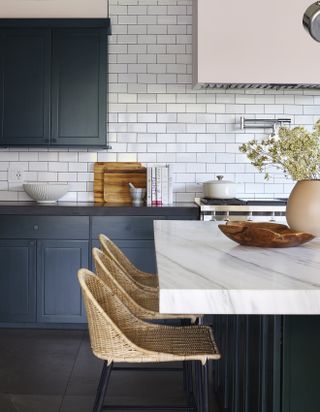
top-left (93, 247), bottom-right (160, 317)
top-left (92, 247), bottom-right (198, 323)
top-left (99, 233), bottom-right (140, 274)
top-left (78, 268), bottom-right (154, 362)
top-left (99, 234), bottom-right (159, 288)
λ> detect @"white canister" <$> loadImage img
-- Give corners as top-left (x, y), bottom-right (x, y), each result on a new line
top-left (203, 176), bottom-right (237, 199)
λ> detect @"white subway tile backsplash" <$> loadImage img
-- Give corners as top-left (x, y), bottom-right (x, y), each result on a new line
top-left (9, 161), bottom-right (28, 170)
top-left (147, 104), bottom-right (167, 112)
top-left (157, 113), bottom-right (177, 123)
top-left (48, 162), bottom-right (69, 172)
top-left (69, 163), bottom-right (88, 172)
top-left (167, 123), bottom-right (186, 133)
top-left (58, 152), bottom-right (78, 162)
top-left (78, 153), bottom-right (98, 162)
top-left (1, 0), bottom-right (320, 202)
top-left (38, 172), bottom-right (58, 182)
top-left (19, 152), bottom-right (39, 161)
top-left (138, 133), bottom-right (157, 142)
top-left (38, 152), bottom-right (59, 161)
top-left (97, 152), bottom-right (117, 162)
top-left (186, 144), bottom-right (205, 152)
top-left (29, 162), bottom-right (48, 171)
top-left (304, 105), bottom-right (320, 114)
top-left (118, 153), bottom-right (138, 162)
top-left (186, 124), bottom-right (205, 133)
top-left (137, 113), bottom-right (157, 122)
top-left (176, 153), bottom-right (196, 162)
top-left (0, 171), bottom-right (8, 180)
top-left (186, 104), bottom-right (206, 113)
top-left (157, 94), bottom-right (176, 103)
top-left (137, 153), bottom-right (157, 162)
top-left (157, 153), bottom-right (176, 162)
top-left (24, 171), bottom-right (38, 181)
top-left (0, 162), bottom-right (9, 171)
top-left (59, 172), bottom-right (78, 182)
top-left (0, 152), bottom-right (19, 161)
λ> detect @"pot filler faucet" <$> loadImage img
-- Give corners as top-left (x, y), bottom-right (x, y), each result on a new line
top-left (240, 117), bottom-right (292, 136)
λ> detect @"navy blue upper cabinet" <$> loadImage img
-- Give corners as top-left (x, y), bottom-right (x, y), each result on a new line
top-left (51, 29), bottom-right (106, 146)
top-left (0, 19), bottom-right (110, 148)
top-left (0, 29), bottom-right (51, 145)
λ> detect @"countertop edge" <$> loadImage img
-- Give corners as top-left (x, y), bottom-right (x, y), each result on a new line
top-left (0, 201), bottom-right (199, 216)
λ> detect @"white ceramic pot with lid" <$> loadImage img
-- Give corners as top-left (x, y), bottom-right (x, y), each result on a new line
top-left (203, 175), bottom-right (237, 199)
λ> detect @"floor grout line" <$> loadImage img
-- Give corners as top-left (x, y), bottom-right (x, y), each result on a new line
top-left (57, 330), bottom-right (85, 412)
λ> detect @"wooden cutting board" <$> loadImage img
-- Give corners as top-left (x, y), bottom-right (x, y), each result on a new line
top-left (103, 168), bottom-right (147, 204)
top-left (94, 162), bottom-right (144, 203)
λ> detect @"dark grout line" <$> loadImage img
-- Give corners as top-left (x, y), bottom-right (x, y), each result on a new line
top-left (58, 330), bottom-right (85, 412)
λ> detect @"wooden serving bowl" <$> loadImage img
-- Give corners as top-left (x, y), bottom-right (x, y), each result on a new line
top-left (218, 221), bottom-right (315, 248)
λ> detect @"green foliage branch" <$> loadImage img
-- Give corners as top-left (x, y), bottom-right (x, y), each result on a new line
top-left (239, 120), bottom-right (320, 181)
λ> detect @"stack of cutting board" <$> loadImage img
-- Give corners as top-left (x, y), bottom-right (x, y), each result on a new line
top-left (94, 162), bottom-right (147, 204)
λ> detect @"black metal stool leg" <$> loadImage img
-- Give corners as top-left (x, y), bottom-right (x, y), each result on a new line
top-left (202, 362), bottom-right (209, 412)
top-left (93, 361), bottom-right (113, 412)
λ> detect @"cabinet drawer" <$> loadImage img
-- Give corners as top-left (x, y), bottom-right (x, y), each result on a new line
top-left (91, 216), bottom-right (166, 240)
top-left (0, 216), bottom-right (89, 239)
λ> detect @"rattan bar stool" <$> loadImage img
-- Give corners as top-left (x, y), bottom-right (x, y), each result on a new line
top-left (99, 233), bottom-right (159, 289)
top-left (93, 247), bottom-right (198, 323)
top-left (78, 269), bottom-right (220, 412)
top-left (93, 247), bottom-right (200, 397)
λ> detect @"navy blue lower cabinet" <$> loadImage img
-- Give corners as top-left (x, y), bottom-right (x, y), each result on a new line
top-left (0, 239), bottom-right (36, 322)
top-left (91, 239), bottom-right (156, 274)
top-left (37, 240), bottom-right (88, 323)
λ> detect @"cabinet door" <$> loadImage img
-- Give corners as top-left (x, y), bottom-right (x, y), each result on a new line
top-left (37, 240), bottom-right (88, 323)
top-left (0, 29), bottom-right (50, 146)
top-left (0, 240), bottom-right (36, 322)
top-left (51, 28), bottom-right (107, 147)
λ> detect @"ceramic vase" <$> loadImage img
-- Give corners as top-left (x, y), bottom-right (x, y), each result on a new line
top-left (286, 180), bottom-right (320, 237)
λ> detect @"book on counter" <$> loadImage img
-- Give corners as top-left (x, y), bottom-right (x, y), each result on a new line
top-left (146, 164), bottom-right (173, 206)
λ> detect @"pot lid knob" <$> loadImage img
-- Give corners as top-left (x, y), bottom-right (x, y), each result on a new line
top-left (217, 175), bottom-right (224, 181)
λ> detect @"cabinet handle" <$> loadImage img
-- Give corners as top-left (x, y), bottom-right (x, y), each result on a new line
top-left (29, 241), bottom-right (35, 246)
top-left (33, 225), bottom-right (39, 231)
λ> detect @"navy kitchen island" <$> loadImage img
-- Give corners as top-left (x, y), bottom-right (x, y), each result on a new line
top-left (154, 220), bottom-right (320, 412)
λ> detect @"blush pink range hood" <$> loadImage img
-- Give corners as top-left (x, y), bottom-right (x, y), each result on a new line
top-left (192, 0), bottom-right (320, 89)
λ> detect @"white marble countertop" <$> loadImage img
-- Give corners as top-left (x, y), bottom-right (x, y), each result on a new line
top-left (154, 220), bottom-right (320, 315)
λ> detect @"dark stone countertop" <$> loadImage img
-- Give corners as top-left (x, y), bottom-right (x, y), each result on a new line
top-left (0, 201), bottom-right (199, 216)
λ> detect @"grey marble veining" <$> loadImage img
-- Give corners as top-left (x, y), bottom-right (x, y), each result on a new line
top-left (154, 220), bottom-right (320, 315)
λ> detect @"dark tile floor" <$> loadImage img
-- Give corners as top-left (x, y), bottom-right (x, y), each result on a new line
top-left (0, 329), bottom-right (218, 412)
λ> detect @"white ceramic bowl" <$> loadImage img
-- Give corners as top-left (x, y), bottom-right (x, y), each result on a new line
top-left (23, 183), bottom-right (69, 204)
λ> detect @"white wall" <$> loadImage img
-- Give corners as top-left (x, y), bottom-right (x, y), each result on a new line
top-left (0, 0), bottom-right (108, 18)
top-left (0, 0), bottom-right (319, 202)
